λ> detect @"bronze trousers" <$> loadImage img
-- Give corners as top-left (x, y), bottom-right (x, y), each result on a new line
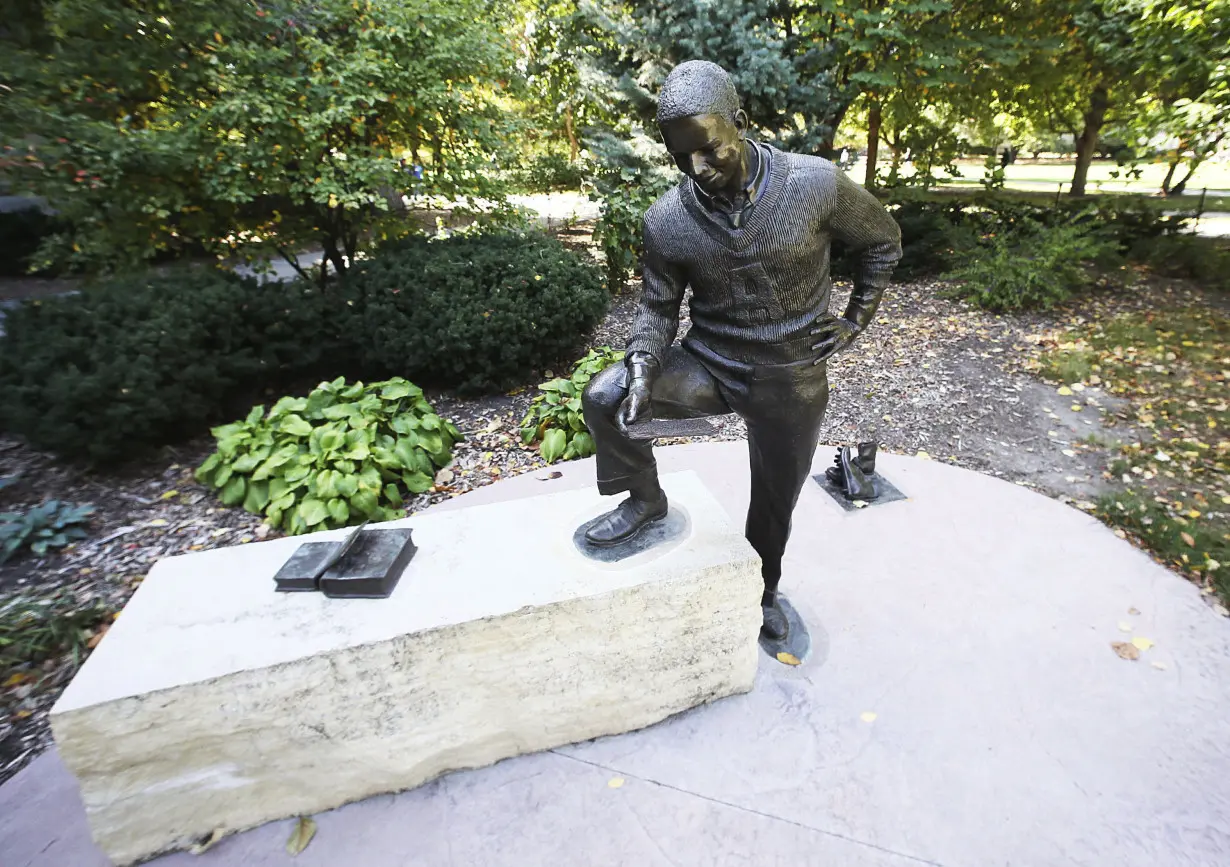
top-left (582, 338), bottom-right (829, 597)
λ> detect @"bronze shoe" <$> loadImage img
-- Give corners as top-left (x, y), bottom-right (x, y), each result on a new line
top-left (584, 495), bottom-right (669, 547)
top-left (761, 599), bottom-right (789, 642)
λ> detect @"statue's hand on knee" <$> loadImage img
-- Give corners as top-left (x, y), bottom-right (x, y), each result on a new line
top-left (616, 351), bottom-right (660, 434)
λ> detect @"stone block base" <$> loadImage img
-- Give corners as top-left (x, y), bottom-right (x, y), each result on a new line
top-left (50, 471), bottom-right (761, 864)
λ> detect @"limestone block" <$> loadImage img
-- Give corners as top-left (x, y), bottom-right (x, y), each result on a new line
top-left (50, 471), bottom-right (762, 865)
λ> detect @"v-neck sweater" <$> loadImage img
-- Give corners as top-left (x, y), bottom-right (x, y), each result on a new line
top-left (628, 146), bottom-right (902, 365)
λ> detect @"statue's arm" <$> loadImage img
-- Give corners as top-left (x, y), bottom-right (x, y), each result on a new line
top-left (625, 220), bottom-right (686, 365)
top-left (829, 169), bottom-right (903, 333)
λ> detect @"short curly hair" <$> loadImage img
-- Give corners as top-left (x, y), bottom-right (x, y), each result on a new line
top-left (656, 60), bottom-right (740, 124)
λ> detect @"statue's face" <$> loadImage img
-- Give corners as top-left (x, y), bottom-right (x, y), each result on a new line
top-left (659, 113), bottom-right (745, 197)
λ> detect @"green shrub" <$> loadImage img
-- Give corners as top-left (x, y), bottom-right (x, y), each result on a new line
top-left (0, 205), bottom-right (59, 277)
top-left (1, 500), bottom-right (94, 563)
top-left (942, 223), bottom-right (1119, 312)
top-left (1128, 234), bottom-right (1230, 292)
top-left (0, 592), bottom-right (112, 672)
top-left (520, 347), bottom-right (623, 462)
top-left (345, 232), bottom-right (607, 394)
top-left (509, 153), bottom-right (587, 194)
top-left (195, 377), bottom-right (461, 534)
top-left (0, 267), bottom-right (338, 463)
top-left (586, 131), bottom-right (675, 290)
top-left (834, 194), bottom-right (1191, 284)
top-left (1060, 197), bottom-right (1190, 251)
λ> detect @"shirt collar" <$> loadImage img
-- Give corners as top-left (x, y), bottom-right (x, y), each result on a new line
top-left (692, 140), bottom-right (770, 214)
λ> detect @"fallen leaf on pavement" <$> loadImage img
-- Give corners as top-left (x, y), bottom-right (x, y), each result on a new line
top-left (1151, 661), bottom-right (1168, 670)
top-left (1128, 607), bottom-right (1140, 615)
top-left (538, 471), bottom-right (563, 481)
top-left (286, 817), bottom-right (316, 856)
top-left (1117, 621), bottom-right (1132, 632)
top-left (1111, 641), bottom-right (1140, 661)
top-left (1131, 636), bottom-right (1155, 651)
top-left (860, 711), bottom-right (878, 723)
top-left (1057, 386), bottom-right (1073, 396)
top-left (776, 652), bottom-right (801, 666)
top-left (607, 777), bottom-right (624, 789)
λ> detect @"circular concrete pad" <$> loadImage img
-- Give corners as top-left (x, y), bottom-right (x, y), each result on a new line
top-left (3, 443), bottom-right (1229, 866)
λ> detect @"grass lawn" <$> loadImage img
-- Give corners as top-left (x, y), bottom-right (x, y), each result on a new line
top-left (945, 159), bottom-right (1230, 193)
top-left (845, 159), bottom-right (1230, 212)
top-left (1035, 309), bottom-right (1229, 601)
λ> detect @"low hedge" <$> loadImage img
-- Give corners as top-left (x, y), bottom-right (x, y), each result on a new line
top-left (0, 267), bottom-right (335, 463)
top-left (0, 232), bottom-right (608, 462)
top-left (344, 232), bottom-right (608, 393)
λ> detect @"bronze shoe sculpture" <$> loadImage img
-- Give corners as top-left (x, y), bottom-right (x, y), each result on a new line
top-left (583, 493), bottom-right (669, 547)
top-left (825, 442), bottom-right (877, 492)
top-left (831, 445), bottom-right (876, 500)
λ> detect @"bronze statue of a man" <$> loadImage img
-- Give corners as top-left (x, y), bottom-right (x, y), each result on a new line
top-left (581, 60), bottom-right (902, 642)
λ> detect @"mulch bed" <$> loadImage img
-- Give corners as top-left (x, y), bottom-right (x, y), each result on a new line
top-left (1, 268), bottom-right (1222, 784)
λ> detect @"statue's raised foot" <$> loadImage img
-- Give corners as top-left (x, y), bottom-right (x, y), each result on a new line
top-left (583, 494), bottom-right (669, 547)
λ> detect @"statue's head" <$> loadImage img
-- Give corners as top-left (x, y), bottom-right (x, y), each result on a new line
top-left (656, 60), bottom-right (749, 196)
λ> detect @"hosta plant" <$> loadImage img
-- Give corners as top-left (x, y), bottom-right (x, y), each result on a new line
top-left (520, 347), bottom-right (623, 463)
top-left (0, 501), bottom-right (95, 564)
top-left (196, 377), bottom-right (462, 534)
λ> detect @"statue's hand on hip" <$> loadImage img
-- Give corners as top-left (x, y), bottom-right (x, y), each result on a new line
top-left (810, 315), bottom-right (859, 364)
top-left (617, 380), bottom-right (653, 433)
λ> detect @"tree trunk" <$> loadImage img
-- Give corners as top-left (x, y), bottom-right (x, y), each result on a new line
top-left (1171, 163), bottom-right (1198, 196)
top-left (1069, 84), bottom-right (1109, 197)
top-left (1161, 159), bottom-right (1179, 195)
top-left (865, 98), bottom-right (881, 190)
top-left (563, 105), bottom-right (579, 163)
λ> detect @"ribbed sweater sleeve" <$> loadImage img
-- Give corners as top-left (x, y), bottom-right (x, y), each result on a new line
top-left (626, 213), bottom-right (686, 362)
top-left (830, 168), bottom-right (902, 305)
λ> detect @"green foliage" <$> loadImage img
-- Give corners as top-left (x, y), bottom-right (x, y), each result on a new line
top-left (3, 0), bottom-right (520, 277)
top-left (1062, 197), bottom-right (1190, 250)
top-left (508, 153), bottom-right (587, 194)
top-left (195, 378), bottom-right (461, 534)
top-left (586, 131), bottom-right (675, 290)
top-left (835, 192), bottom-right (1191, 283)
top-left (1129, 234), bottom-right (1230, 293)
top-left (0, 500), bottom-right (94, 564)
top-left (0, 267), bottom-right (334, 463)
top-left (0, 591), bottom-right (112, 672)
top-left (520, 347), bottom-right (622, 462)
top-left (0, 206), bottom-right (59, 277)
top-left (942, 222), bottom-right (1118, 311)
top-left (346, 232), bottom-right (608, 393)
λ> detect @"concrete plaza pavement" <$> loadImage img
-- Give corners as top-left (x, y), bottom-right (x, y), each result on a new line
top-left (3, 443), bottom-right (1229, 866)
